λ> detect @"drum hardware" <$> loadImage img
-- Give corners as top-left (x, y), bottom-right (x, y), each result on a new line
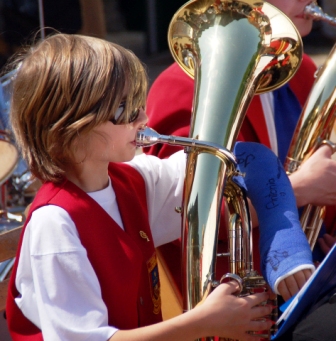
top-left (0, 183), bottom-right (25, 229)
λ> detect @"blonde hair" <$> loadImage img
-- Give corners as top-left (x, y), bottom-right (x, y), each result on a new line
top-left (9, 33), bottom-right (148, 183)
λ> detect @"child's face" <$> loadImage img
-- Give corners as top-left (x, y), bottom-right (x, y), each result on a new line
top-left (268, 0), bottom-right (314, 37)
top-left (75, 106), bottom-right (148, 165)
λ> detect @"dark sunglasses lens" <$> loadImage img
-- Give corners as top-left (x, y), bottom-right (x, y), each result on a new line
top-left (111, 103), bottom-right (142, 125)
top-left (128, 108), bottom-right (140, 123)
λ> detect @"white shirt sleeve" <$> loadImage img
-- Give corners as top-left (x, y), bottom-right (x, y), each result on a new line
top-left (127, 150), bottom-right (186, 247)
top-left (15, 206), bottom-right (117, 341)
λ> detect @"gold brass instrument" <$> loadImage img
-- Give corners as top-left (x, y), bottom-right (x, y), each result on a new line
top-left (304, 1), bottom-right (336, 26)
top-left (169, 1), bottom-right (301, 340)
top-left (169, 0), bottom-right (301, 336)
top-left (285, 43), bottom-right (336, 250)
top-left (139, 1), bottom-right (302, 340)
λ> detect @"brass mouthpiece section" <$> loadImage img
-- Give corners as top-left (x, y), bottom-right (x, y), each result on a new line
top-left (304, 1), bottom-right (336, 26)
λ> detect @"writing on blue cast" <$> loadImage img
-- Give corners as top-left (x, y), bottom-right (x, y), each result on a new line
top-left (236, 152), bottom-right (256, 168)
top-left (265, 250), bottom-right (289, 271)
top-left (265, 178), bottom-right (279, 209)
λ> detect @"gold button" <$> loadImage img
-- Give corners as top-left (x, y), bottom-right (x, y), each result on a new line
top-left (139, 231), bottom-right (150, 241)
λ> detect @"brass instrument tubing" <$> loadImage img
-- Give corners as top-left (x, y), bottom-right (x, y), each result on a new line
top-left (304, 2), bottom-right (336, 26)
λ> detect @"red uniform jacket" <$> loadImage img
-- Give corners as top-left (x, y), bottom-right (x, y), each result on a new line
top-left (6, 163), bottom-right (162, 340)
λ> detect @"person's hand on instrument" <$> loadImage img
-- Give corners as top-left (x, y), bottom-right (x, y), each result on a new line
top-left (290, 145), bottom-right (336, 207)
top-left (111, 281), bottom-right (274, 341)
top-left (194, 281), bottom-right (274, 340)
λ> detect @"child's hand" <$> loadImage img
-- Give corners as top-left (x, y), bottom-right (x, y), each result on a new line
top-left (277, 269), bottom-right (312, 301)
top-left (196, 281), bottom-right (274, 341)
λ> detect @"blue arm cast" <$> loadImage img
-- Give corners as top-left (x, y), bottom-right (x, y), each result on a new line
top-left (233, 141), bottom-right (313, 290)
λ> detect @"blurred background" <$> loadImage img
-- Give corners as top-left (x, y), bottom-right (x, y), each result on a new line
top-left (0, 0), bottom-right (335, 84)
top-left (0, 1), bottom-right (335, 340)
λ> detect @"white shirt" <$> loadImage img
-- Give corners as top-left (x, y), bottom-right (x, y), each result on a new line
top-left (15, 150), bottom-right (186, 341)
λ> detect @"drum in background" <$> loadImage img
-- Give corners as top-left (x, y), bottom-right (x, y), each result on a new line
top-left (0, 71), bottom-right (26, 323)
top-left (0, 70), bottom-right (19, 186)
top-left (0, 69), bottom-right (40, 216)
top-left (0, 130), bottom-right (19, 186)
top-left (0, 69), bottom-right (16, 130)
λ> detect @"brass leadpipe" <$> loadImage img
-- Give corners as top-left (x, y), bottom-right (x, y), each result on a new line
top-left (137, 126), bottom-right (237, 165)
top-left (304, 1), bottom-right (336, 26)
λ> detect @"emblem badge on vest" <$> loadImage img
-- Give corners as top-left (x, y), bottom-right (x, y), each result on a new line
top-left (147, 253), bottom-right (161, 314)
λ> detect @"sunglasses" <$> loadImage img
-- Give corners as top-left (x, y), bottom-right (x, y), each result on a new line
top-left (110, 101), bottom-right (142, 125)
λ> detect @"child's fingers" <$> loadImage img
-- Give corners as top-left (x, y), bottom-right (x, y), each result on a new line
top-left (249, 319), bottom-right (274, 331)
top-left (219, 280), bottom-right (241, 295)
top-left (243, 291), bottom-right (270, 307)
top-left (319, 141), bottom-right (336, 157)
top-left (250, 304), bottom-right (273, 320)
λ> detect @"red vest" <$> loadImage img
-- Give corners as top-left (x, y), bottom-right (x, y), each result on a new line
top-left (6, 163), bottom-right (162, 340)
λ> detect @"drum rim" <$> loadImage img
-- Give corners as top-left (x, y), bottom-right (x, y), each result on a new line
top-left (0, 138), bottom-right (20, 186)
